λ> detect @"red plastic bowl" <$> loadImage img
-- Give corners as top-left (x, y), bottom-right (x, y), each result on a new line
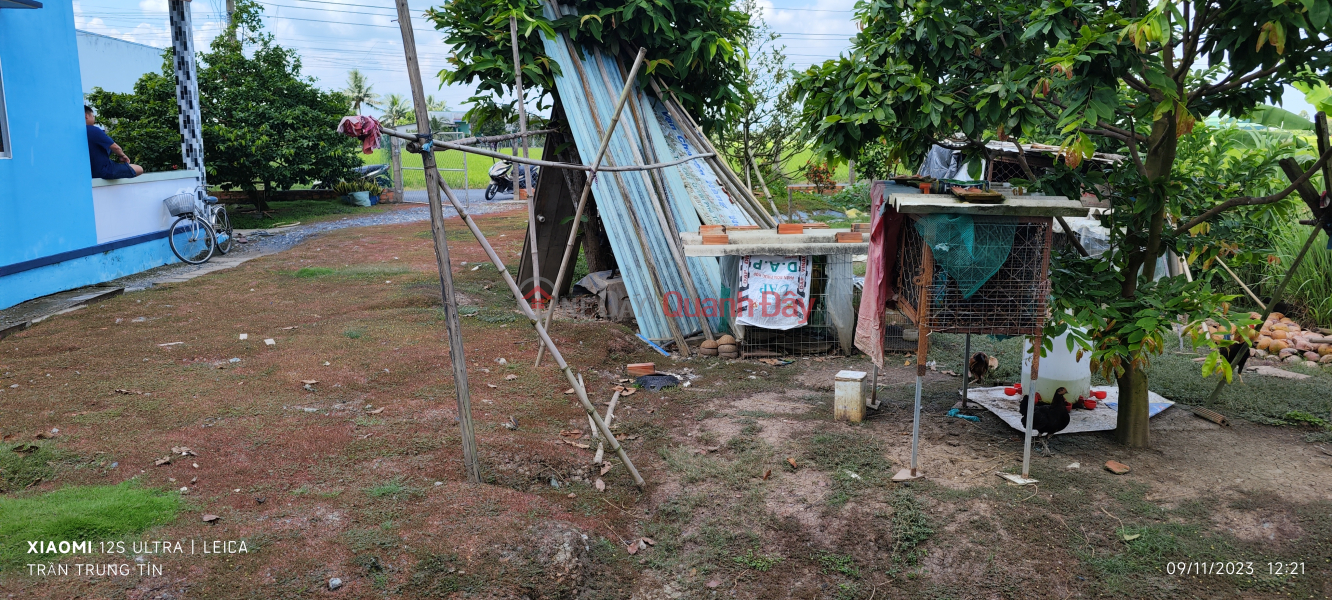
top-left (1083, 399), bottom-right (1098, 410)
top-left (1004, 387), bottom-right (1017, 396)
top-left (1092, 390), bottom-right (1107, 400)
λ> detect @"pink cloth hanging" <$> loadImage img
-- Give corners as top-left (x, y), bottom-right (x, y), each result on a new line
top-left (854, 181), bottom-right (905, 368)
top-left (337, 115), bottom-right (382, 154)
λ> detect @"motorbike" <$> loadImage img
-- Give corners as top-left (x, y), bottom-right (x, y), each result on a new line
top-left (485, 161), bottom-right (539, 200)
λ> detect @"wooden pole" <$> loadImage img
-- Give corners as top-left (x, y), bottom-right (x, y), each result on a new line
top-left (392, 0), bottom-right (480, 484)
top-left (534, 48), bottom-right (648, 367)
top-left (510, 19), bottom-right (541, 309)
top-left (390, 137), bottom-right (404, 201)
top-left (747, 147), bottom-right (783, 223)
top-left (429, 175), bottom-right (646, 487)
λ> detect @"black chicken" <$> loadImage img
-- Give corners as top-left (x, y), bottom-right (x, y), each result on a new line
top-left (968, 352), bottom-right (999, 384)
top-left (1017, 387), bottom-right (1072, 455)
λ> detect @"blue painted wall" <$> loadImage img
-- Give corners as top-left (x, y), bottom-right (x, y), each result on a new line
top-left (0, 4), bottom-right (98, 268)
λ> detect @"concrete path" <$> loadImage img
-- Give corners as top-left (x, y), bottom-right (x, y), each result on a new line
top-left (0, 199), bottom-right (527, 334)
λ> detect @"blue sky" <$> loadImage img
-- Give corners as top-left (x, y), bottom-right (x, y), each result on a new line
top-left (73, 0), bottom-right (1317, 118)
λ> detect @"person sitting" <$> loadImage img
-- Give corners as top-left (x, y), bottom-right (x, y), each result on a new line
top-left (85, 105), bottom-right (143, 179)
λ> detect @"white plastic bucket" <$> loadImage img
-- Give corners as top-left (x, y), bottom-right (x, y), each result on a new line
top-left (1021, 328), bottom-right (1092, 403)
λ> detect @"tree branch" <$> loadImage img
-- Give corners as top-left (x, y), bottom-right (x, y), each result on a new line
top-left (1125, 113), bottom-right (1148, 178)
top-left (1189, 63), bottom-right (1284, 103)
top-left (1176, 146), bottom-right (1332, 233)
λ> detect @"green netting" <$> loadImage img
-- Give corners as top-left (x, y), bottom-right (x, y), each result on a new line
top-left (913, 214), bottom-right (1017, 299)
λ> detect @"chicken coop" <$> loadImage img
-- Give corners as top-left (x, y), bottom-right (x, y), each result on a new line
top-left (872, 190), bottom-right (1088, 481)
top-left (681, 228), bottom-right (869, 357)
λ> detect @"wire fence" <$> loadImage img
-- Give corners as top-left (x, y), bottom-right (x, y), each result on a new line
top-left (364, 132), bottom-right (548, 192)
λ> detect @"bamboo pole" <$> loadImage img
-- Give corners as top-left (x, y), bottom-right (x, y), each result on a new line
top-left (590, 48), bottom-right (714, 342)
top-left (561, 46), bottom-right (691, 355)
top-left (392, 0), bottom-right (480, 484)
top-left (430, 174), bottom-right (646, 487)
top-left (510, 16), bottom-right (542, 311)
top-left (534, 48), bottom-right (647, 367)
top-left (648, 78), bottom-right (776, 227)
top-left (388, 127), bottom-right (714, 172)
top-left (747, 147), bottom-right (784, 223)
top-left (655, 81), bottom-right (776, 228)
top-left (592, 389), bottom-right (620, 465)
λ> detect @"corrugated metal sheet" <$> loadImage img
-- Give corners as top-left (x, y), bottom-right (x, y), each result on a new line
top-left (539, 4), bottom-right (755, 343)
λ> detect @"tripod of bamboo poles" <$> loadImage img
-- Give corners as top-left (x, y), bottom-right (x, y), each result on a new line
top-left (510, 16), bottom-right (542, 312)
top-left (390, 0), bottom-right (648, 487)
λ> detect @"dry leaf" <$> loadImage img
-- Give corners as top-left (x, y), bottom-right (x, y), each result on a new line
top-left (620, 389), bottom-right (636, 396)
top-left (595, 478), bottom-right (605, 492)
top-left (300, 380), bottom-right (318, 385)
top-left (626, 543), bottom-right (638, 555)
top-left (504, 374), bottom-right (518, 380)
top-left (280, 326), bottom-right (299, 330)
top-left (11, 444), bottom-right (38, 454)
top-left (171, 446), bottom-right (196, 456)
top-left (560, 429), bottom-right (583, 437)
top-left (786, 457), bottom-right (798, 469)
top-left (600, 463), bottom-right (613, 476)
top-left (563, 388), bottom-right (575, 394)
top-left (763, 469), bottom-right (772, 480)
top-left (157, 342), bottom-right (184, 347)
top-left (562, 439), bottom-right (591, 449)
top-left (487, 383), bottom-right (498, 388)
top-left (114, 389), bottom-right (144, 395)
top-left (202, 514), bottom-right (219, 523)
top-left (366, 407), bottom-right (385, 414)
top-left (617, 378), bottom-right (630, 383)
top-left (34, 432), bottom-right (54, 440)
top-left (641, 537), bottom-right (656, 546)
top-left (613, 385), bottom-right (626, 392)
top-left (154, 456), bottom-right (172, 466)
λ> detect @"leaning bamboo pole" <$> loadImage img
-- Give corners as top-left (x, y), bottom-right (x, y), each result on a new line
top-left (510, 16), bottom-right (542, 311)
top-left (747, 146), bottom-right (784, 223)
top-left (392, 0), bottom-right (480, 483)
top-left (393, 0), bottom-right (645, 487)
top-left (589, 47), bottom-right (715, 342)
top-left (534, 48), bottom-right (647, 367)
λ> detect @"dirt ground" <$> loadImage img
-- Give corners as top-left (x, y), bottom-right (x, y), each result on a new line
top-left (0, 210), bottom-right (1329, 599)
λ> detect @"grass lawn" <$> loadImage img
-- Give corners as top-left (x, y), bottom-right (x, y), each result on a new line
top-left (0, 481), bottom-right (179, 571)
top-left (225, 199), bottom-right (388, 230)
top-left (363, 146), bottom-right (544, 190)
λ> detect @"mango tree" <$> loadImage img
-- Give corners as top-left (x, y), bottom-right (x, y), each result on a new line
top-left (795, 0), bottom-right (1332, 447)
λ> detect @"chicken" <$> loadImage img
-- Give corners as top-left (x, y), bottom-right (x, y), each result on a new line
top-left (1017, 388), bottom-right (1073, 455)
top-left (968, 352), bottom-right (999, 384)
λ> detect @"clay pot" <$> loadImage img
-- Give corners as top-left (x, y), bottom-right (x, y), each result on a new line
top-left (719, 351), bottom-right (739, 359)
top-left (699, 347), bottom-right (719, 356)
top-left (717, 344), bottom-right (738, 354)
top-left (717, 334), bottom-right (736, 346)
top-left (701, 339), bottom-right (719, 350)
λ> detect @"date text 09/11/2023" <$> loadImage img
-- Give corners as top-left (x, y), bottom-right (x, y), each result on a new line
top-left (1166, 562), bottom-right (1306, 576)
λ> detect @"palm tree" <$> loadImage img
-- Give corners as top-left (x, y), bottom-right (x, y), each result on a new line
top-left (379, 94), bottom-right (413, 128)
top-left (343, 69), bottom-right (379, 115)
top-left (426, 95), bottom-right (449, 112)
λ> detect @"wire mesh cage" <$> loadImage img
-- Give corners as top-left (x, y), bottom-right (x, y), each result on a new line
top-left (739, 256), bottom-right (845, 356)
top-left (896, 216), bottom-right (1052, 335)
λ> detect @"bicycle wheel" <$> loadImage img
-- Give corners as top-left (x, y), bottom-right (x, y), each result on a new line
top-left (213, 206), bottom-right (235, 255)
top-left (168, 215), bottom-right (216, 265)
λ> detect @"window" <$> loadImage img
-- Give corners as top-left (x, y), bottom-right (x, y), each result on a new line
top-left (0, 56), bottom-right (9, 159)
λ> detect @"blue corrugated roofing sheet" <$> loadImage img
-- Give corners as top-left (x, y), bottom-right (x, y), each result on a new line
top-left (539, 4), bottom-right (756, 343)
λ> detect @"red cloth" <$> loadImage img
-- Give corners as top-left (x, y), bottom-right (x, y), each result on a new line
top-left (337, 115), bottom-right (382, 154)
top-left (854, 181), bottom-right (905, 367)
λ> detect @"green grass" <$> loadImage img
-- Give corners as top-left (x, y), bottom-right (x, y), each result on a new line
top-left (732, 549), bottom-right (782, 571)
top-left (0, 481), bottom-right (179, 570)
top-left (0, 442), bottom-right (63, 493)
top-left (365, 478), bottom-right (422, 500)
top-left (291, 265), bottom-right (412, 280)
top-left (804, 431), bottom-right (892, 507)
top-left (363, 146), bottom-right (545, 190)
top-left (226, 199), bottom-right (386, 230)
top-left (887, 489), bottom-right (933, 565)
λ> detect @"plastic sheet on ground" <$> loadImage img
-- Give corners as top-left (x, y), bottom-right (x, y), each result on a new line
top-left (967, 385), bottom-right (1175, 435)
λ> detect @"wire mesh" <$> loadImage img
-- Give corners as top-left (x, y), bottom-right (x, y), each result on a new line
top-left (896, 216), bottom-right (1051, 335)
top-left (739, 256), bottom-right (844, 356)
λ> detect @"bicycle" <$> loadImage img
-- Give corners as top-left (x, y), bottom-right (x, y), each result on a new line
top-left (163, 187), bottom-right (234, 265)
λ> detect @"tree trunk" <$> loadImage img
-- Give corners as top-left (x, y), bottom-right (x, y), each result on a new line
top-left (1114, 113), bottom-right (1179, 448)
top-left (582, 200), bottom-right (615, 274)
top-left (1114, 362), bottom-right (1151, 448)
